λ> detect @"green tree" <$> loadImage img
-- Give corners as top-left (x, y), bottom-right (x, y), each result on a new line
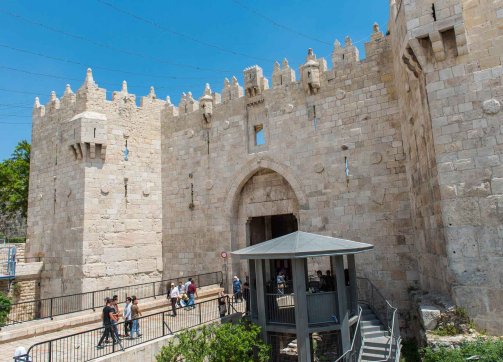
top-left (0, 140), bottom-right (30, 221)
top-left (0, 292), bottom-right (12, 327)
top-left (156, 322), bottom-right (270, 362)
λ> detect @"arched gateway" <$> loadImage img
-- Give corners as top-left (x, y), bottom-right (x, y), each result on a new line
top-left (223, 157), bottom-right (308, 288)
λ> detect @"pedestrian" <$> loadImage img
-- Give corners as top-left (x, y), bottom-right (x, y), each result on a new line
top-left (184, 278), bottom-right (192, 294)
top-left (242, 282), bottom-right (250, 314)
top-left (232, 275), bottom-right (242, 303)
top-left (111, 295), bottom-right (121, 338)
top-left (131, 298), bottom-right (142, 338)
top-left (317, 270), bottom-right (327, 291)
top-left (186, 279), bottom-right (198, 310)
top-left (217, 291), bottom-right (227, 318)
top-left (169, 282), bottom-right (180, 316)
top-left (123, 297), bottom-right (132, 337)
top-left (276, 271), bottom-right (286, 294)
top-left (325, 270), bottom-right (335, 291)
top-left (96, 297), bottom-right (119, 349)
top-left (177, 280), bottom-right (185, 307)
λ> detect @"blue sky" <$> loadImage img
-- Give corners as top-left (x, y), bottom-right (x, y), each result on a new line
top-left (0, 0), bottom-right (389, 161)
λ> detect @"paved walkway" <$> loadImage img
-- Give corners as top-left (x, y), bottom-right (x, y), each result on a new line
top-left (2, 297), bottom-right (244, 361)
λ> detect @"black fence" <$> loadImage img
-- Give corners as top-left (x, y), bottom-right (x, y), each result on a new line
top-left (6, 271), bottom-right (223, 326)
top-left (18, 295), bottom-right (243, 362)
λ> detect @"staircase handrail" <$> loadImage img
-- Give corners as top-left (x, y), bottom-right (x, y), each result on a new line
top-left (334, 306), bottom-right (363, 362)
top-left (357, 277), bottom-right (401, 362)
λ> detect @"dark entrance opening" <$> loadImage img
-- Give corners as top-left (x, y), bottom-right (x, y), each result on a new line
top-left (249, 213), bottom-right (298, 287)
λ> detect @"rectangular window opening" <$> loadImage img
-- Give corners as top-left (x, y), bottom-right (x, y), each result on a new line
top-left (254, 124), bottom-right (266, 146)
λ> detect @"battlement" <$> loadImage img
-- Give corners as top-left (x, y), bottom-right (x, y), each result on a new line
top-left (32, 68), bottom-right (167, 125)
top-left (32, 23), bottom-right (390, 127)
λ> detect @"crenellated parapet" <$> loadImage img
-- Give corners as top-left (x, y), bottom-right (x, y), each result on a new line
top-left (221, 76), bottom-right (244, 104)
top-left (332, 36), bottom-right (360, 70)
top-left (272, 58), bottom-right (296, 88)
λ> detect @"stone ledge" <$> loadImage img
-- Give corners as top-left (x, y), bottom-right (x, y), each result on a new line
top-left (14, 262), bottom-right (43, 279)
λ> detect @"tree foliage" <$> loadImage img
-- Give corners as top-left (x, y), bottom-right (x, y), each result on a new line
top-left (156, 321), bottom-right (270, 362)
top-left (0, 140), bottom-right (30, 220)
top-left (0, 292), bottom-right (12, 327)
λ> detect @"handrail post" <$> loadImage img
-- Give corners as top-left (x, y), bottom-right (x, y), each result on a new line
top-left (50, 298), bottom-right (53, 320)
top-left (153, 282), bottom-right (156, 299)
top-left (199, 301), bottom-right (202, 324)
top-left (48, 340), bottom-right (52, 361)
top-left (92, 291), bottom-right (95, 312)
top-left (162, 312), bottom-right (166, 336)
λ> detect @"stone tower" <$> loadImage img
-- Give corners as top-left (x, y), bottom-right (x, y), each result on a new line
top-left (389, 0), bottom-right (503, 332)
top-left (26, 70), bottom-right (164, 297)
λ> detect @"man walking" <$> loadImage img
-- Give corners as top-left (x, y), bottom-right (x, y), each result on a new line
top-left (97, 298), bottom-right (119, 349)
top-left (186, 279), bottom-right (198, 310)
top-left (131, 298), bottom-right (142, 338)
top-left (123, 297), bottom-right (132, 337)
top-left (169, 283), bottom-right (180, 316)
top-left (232, 276), bottom-right (242, 303)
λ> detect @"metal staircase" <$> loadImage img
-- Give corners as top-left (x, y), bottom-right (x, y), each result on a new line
top-left (360, 305), bottom-right (391, 361)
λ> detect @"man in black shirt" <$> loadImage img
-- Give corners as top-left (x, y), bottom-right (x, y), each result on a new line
top-left (96, 297), bottom-right (120, 349)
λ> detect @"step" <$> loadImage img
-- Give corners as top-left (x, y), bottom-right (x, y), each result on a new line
top-left (363, 330), bottom-right (387, 338)
top-left (361, 351), bottom-right (390, 361)
top-left (364, 337), bottom-right (392, 348)
top-left (363, 345), bottom-right (390, 355)
top-left (362, 325), bottom-right (386, 334)
top-left (361, 319), bottom-right (382, 327)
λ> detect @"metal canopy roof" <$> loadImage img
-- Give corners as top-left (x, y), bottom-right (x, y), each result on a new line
top-left (231, 231), bottom-right (374, 260)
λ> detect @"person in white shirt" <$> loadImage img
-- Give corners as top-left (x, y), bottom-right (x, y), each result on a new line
top-left (123, 297), bottom-right (132, 337)
top-left (184, 278), bottom-right (192, 293)
top-left (169, 283), bottom-right (180, 316)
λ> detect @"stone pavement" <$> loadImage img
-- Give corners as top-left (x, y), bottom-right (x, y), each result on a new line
top-left (1, 290), bottom-right (238, 361)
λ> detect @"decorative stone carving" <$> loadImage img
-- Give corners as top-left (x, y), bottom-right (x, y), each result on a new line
top-left (100, 184), bottom-right (110, 195)
top-left (284, 103), bottom-right (294, 113)
top-left (143, 186), bottom-right (150, 196)
top-left (205, 180), bottom-right (214, 190)
top-left (185, 129), bottom-right (195, 138)
top-left (482, 99), bottom-right (501, 114)
top-left (313, 162), bottom-right (324, 173)
top-left (336, 89), bottom-right (346, 100)
top-left (223, 120), bottom-right (230, 130)
top-left (370, 152), bottom-right (382, 164)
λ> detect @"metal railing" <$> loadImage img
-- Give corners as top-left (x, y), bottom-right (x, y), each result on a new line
top-left (265, 291), bottom-right (340, 326)
top-left (334, 306), bottom-right (363, 362)
top-left (5, 271), bottom-right (223, 326)
top-left (357, 277), bottom-right (401, 362)
top-left (0, 245), bottom-right (16, 279)
top-left (17, 295), bottom-right (243, 361)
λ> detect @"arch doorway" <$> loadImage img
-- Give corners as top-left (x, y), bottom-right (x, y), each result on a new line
top-left (230, 168), bottom-right (300, 289)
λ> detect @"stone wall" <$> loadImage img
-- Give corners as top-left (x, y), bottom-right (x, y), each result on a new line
top-left (389, 0), bottom-right (503, 333)
top-left (161, 32), bottom-right (418, 315)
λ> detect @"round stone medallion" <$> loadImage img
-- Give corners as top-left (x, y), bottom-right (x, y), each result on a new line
top-left (313, 162), bottom-right (324, 173)
top-left (482, 99), bottom-right (501, 114)
top-left (336, 89), bottom-right (346, 100)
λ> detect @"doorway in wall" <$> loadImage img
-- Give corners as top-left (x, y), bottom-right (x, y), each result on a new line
top-left (249, 213), bottom-right (298, 288)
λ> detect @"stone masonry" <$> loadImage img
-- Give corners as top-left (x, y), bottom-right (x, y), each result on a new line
top-left (26, 0), bottom-right (503, 334)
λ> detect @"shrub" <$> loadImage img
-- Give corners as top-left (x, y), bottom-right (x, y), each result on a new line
top-left (422, 338), bottom-right (503, 362)
top-left (156, 321), bottom-right (270, 362)
top-left (0, 292), bottom-right (12, 327)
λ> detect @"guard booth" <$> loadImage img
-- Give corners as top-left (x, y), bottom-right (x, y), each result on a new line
top-left (232, 231), bottom-right (373, 362)
top-left (0, 239), bottom-right (16, 281)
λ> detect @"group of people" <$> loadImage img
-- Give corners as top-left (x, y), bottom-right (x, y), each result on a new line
top-left (168, 278), bottom-right (199, 316)
top-left (97, 295), bottom-right (142, 349)
top-left (315, 270), bottom-right (335, 292)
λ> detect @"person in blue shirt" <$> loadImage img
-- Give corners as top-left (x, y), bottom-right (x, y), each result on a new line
top-left (232, 276), bottom-right (242, 303)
